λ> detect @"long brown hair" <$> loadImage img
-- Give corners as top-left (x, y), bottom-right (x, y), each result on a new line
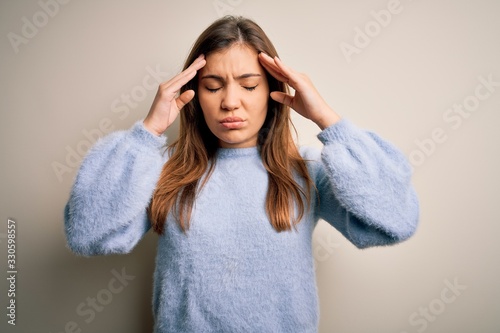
top-left (148, 16), bottom-right (313, 234)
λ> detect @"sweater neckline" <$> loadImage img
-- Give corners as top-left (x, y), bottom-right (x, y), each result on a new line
top-left (216, 146), bottom-right (260, 158)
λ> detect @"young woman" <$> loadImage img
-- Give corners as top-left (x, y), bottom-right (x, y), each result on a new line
top-left (64, 15), bottom-right (419, 333)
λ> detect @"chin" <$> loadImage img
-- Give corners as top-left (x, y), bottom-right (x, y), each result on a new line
top-left (217, 133), bottom-right (255, 148)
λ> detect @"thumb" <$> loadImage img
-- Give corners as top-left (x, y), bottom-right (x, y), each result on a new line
top-left (176, 90), bottom-right (195, 110)
top-left (270, 91), bottom-right (293, 107)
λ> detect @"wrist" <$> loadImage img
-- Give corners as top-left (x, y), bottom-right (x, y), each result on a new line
top-left (143, 118), bottom-right (162, 136)
top-left (314, 108), bottom-right (341, 130)
top-left (132, 121), bottom-right (166, 149)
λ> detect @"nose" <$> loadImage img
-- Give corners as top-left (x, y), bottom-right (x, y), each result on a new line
top-left (221, 84), bottom-right (241, 111)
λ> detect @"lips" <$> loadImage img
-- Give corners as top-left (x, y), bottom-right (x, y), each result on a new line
top-left (221, 117), bottom-right (244, 123)
top-left (220, 117), bottom-right (245, 129)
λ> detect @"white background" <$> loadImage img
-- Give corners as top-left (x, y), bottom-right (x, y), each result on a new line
top-left (1, 0), bottom-right (499, 332)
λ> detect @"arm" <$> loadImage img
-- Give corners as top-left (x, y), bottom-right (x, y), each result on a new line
top-left (64, 121), bottom-right (166, 256)
top-left (258, 53), bottom-right (419, 248)
top-left (310, 119), bottom-right (419, 248)
top-left (65, 55), bottom-right (207, 256)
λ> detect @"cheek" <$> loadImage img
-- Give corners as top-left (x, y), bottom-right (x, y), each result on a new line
top-left (257, 83), bottom-right (270, 109)
top-left (198, 92), bottom-right (217, 120)
top-left (254, 90), bottom-right (269, 117)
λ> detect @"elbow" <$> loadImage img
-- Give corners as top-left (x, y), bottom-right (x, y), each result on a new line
top-left (65, 233), bottom-right (133, 256)
top-left (65, 238), bottom-right (100, 257)
top-left (348, 229), bottom-right (404, 249)
top-left (347, 199), bottom-right (420, 249)
top-left (392, 188), bottom-right (420, 244)
top-left (64, 219), bottom-right (115, 257)
top-left (373, 187), bottom-right (421, 247)
top-left (64, 203), bottom-right (99, 256)
top-left (384, 218), bottom-right (419, 247)
top-left (64, 225), bottom-right (138, 256)
top-left (64, 203), bottom-right (135, 256)
top-left (350, 225), bottom-right (417, 249)
top-left (64, 225), bottom-right (110, 256)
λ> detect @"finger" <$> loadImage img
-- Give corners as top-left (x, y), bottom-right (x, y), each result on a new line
top-left (261, 54), bottom-right (300, 90)
top-left (270, 91), bottom-right (294, 108)
top-left (160, 58), bottom-right (206, 98)
top-left (170, 64), bottom-right (201, 89)
top-left (175, 90), bottom-right (195, 110)
top-left (258, 52), bottom-right (275, 67)
top-left (189, 54), bottom-right (206, 71)
top-left (258, 52), bottom-right (282, 72)
top-left (162, 54), bottom-right (207, 87)
top-left (273, 57), bottom-right (300, 87)
top-left (166, 57), bottom-right (206, 88)
top-left (183, 54), bottom-right (206, 76)
top-left (260, 60), bottom-right (287, 82)
top-left (259, 55), bottom-right (289, 83)
top-left (156, 70), bottom-right (196, 103)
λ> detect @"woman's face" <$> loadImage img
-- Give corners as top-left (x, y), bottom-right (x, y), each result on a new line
top-left (198, 44), bottom-right (269, 148)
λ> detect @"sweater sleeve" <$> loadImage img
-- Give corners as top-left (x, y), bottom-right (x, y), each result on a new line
top-left (307, 119), bottom-right (419, 249)
top-left (64, 120), bottom-right (167, 256)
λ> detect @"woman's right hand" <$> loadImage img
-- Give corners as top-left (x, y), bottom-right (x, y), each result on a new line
top-left (143, 54), bottom-right (206, 136)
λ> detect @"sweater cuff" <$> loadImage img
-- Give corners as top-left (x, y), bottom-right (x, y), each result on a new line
top-left (317, 118), bottom-right (355, 145)
top-left (129, 120), bottom-right (166, 151)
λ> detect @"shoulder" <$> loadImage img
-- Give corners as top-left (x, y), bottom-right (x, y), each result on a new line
top-left (298, 145), bottom-right (324, 181)
top-left (298, 145), bottom-right (321, 161)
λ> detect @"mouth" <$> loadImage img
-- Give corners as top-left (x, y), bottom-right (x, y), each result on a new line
top-left (220, 117), bottom-right (245, 129)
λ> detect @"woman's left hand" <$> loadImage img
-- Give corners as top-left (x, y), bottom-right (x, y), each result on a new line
top-left (258, 52), bottom-right (341, 130)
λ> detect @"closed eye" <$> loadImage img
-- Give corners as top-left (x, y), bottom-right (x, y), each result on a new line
top-left (206, 85), bottom-right (258, 93)
top-left (206, 87), bottom-right (221, 93)
top-left (244, 85), bottom-right (258, 91)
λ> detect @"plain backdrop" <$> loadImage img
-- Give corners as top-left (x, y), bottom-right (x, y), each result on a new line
top-left (1, 0), bottom-right (499, 332)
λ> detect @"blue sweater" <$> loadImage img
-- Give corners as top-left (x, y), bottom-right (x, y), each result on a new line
top-left (64, 119), bottom-right (419, 333)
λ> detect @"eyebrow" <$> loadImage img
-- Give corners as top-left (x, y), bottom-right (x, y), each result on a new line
top-left (200, 73), bottom-right (261, 82)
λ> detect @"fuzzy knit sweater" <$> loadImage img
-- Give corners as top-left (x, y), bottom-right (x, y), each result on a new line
top-left (64, 118), bottom-right (419, 333)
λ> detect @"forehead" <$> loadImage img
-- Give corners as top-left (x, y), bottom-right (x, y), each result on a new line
top-left (201, 44), bottom-right (264, 77)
